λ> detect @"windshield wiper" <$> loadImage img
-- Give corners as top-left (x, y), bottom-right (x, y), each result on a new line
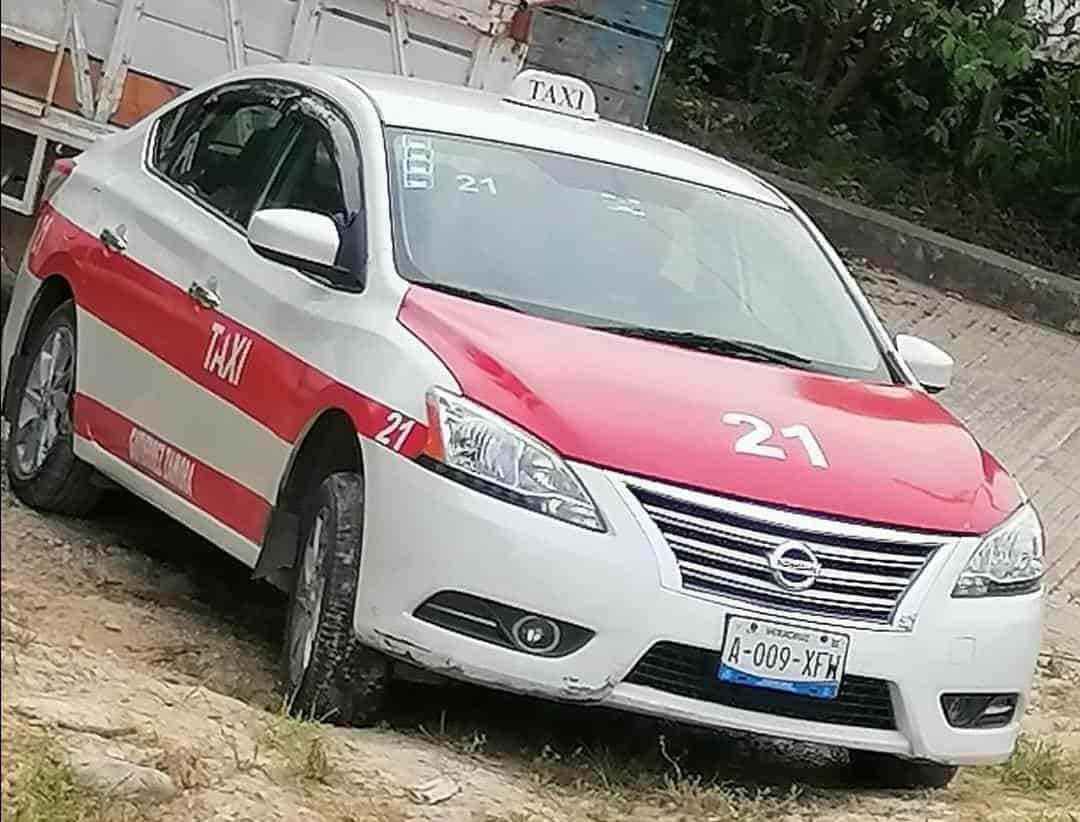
top-left (414, 282), bottom-right (523, 313)
top-left (593, 326), bottom-right (813, 369)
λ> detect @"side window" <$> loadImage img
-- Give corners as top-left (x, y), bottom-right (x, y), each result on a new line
top-left (261, 129), bottom-right (346, 219)
top-left (255, 93), bottom-right (368, 289)
top-left (258, 95), bottom-right (356, 222)
top-left (153, 102), bottom-right (203, 170)
top-left (151, 83), bottom-right (299, 226)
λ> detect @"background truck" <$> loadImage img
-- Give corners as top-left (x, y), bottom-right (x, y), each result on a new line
top-left (1, 0), bottom-right (680, 228)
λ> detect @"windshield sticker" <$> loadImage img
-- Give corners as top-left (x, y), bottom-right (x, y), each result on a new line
top-left (456, 175), bottom-right (497, 195)
top-left (401, 135), bottom-right (435, 190)
top-left (601, 192), bottom-right (646, 217)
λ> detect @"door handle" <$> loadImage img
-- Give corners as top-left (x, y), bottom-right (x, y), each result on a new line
top-left (99, 224), bottom-right (127, 253)
top-left (188, 278), bottom-right (221, 310)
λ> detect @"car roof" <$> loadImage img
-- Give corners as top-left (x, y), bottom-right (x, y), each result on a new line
top-left (330, 68), bottom-right (788, 209)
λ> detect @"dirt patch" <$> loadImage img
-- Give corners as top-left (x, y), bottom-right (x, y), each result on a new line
top-left (3, 461), bottom-right (1079, 821)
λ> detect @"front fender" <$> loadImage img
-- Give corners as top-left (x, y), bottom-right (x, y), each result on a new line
top-left (3, 205), bottom-right (86, 419)
top-left (2, 270), bottom-right (59, 419)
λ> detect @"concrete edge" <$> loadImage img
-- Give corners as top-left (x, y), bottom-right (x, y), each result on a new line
top-left (755, 170), bottom-right (1080, 336)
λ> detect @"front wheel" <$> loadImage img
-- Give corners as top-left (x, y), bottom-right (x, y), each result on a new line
top-left (849, 749), bottom-right (958, 789)
top-left (282, 472), bottom-right (389, 725)
top-left (6, 300), bottom-right (101, 516)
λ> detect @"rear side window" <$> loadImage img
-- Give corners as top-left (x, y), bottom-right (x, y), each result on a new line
top-left (151, 82), bottom-right (300, 226)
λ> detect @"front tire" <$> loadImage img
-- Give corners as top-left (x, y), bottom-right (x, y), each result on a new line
top-left (283, 472), bottom-right (389, 725)
top-left (6, 300), bottom-right (101, 516)
top-left (849, 749), bottom-right (958, 789)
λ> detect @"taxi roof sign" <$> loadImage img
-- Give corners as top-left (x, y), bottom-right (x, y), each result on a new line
top-left (507, 70), bottom-right (599, 121)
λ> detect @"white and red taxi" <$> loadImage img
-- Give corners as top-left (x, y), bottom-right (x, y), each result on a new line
top-left (1, 65), bottom-right (1044, 787)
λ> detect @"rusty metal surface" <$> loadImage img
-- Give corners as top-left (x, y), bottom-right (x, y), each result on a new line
top-left (397, 0), bottom-right (530, 34)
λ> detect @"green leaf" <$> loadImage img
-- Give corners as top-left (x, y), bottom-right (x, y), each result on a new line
top-left (974, 68), bottom-right (996, 92)
top-left (941, 32), bottom-right (957, 59)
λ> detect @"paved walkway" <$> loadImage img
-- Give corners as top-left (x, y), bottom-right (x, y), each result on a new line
top-left (856, 264), bottom-right (1080, 653)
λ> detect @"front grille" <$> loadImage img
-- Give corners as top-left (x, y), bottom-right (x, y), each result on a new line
top-left (626, 642), bottom-right (897, 730)
top-left (627, 480), bottom-right (945, 625)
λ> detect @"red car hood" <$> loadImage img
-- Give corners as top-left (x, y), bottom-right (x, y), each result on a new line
top-left (400, 288), bottom-right (1019, 535)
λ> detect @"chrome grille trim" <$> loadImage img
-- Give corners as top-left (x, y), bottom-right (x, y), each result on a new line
top-left (679, 561), bottom-right (899, 608)
top-left (669, 538), bottom-right (909, 590)
top-left (622, 476), bottom-right (950, 626)
top-left (644, 505), bottom-right (929, 569)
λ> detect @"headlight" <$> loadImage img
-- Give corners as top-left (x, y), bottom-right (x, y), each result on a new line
top-left (424, 387), bottom-right (606, 532)
top-left (953, 505), bottom-right (1044, 598)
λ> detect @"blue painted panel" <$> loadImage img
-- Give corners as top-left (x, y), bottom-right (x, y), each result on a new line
top-left (587, 80), bottom-right (651, 126)
top-left (549, 0), bottom-right (675, 39)
top-left (527, 2), bottom-right (679, 126)
top-left (527, 9), bottom-right (661, 96)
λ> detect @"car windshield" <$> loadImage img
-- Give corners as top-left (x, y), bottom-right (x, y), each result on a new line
top-left (386, 128), bottom-right (890, 381)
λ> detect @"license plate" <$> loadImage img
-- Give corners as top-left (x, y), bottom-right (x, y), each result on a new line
top-left (718, 616), bottom-right (849, 700)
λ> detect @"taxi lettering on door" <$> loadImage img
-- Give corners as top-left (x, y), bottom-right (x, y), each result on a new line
top-left (203, 322), bottom-right (254, 387)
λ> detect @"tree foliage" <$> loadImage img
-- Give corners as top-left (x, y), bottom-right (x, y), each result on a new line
top-left (663, 0), bottom-right (1080, 214)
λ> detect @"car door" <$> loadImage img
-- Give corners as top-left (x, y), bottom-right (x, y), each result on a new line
top-left (196, 89), bottom-right (373, 472)
top-left (75, 80), bottom-right (305, 565)
top-left (165, 88), bottom-right (375, 564)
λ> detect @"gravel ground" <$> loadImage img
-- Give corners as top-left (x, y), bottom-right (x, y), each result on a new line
top-left (2, 230), bottom-right (1078, 821)
top-left (2, 459), bottom-right (1078, 821)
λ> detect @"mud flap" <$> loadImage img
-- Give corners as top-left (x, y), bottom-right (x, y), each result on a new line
top-left (253, 506), bottom-right (299, 580)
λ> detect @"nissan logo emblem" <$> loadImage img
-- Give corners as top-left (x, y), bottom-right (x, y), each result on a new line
top-left (768, 541), bottom-right (822, 591)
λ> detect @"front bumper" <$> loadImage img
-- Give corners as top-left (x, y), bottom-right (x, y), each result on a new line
top-left (356, 442), bottom-right (1042, 766)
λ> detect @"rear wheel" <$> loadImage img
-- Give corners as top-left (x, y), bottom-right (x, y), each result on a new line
top-left (849, 749), bottom-right (958, 789)
top-left (6, 300), bottom-right (101, 516)
top-left (283, 472), bottom-right (389, 725)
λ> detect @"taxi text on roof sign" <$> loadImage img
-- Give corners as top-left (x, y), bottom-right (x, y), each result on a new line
top-left (507, 70), bottom-right (599, 121)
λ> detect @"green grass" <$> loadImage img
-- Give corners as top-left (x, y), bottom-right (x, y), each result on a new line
top-left (997, 736), bottom-right (1080, 795)
top-left (9, 740), bottom-right (84, 822)
top-left (258, 706), bottom-right (335, 784)
top-left (403, 702), bottom-right (814, 818)
top-left (7, 737), bottom-right (151, 822)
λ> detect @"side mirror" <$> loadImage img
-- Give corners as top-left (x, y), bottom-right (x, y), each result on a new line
top-left (896, 334), bottom-right (953, 393)
top-left (248, 208), bottom-right (342, 278)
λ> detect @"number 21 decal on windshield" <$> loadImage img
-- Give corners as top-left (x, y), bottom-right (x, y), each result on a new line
top-left (722, 413), bottom-right (829, 469)
top-left (457, 175), bottom-right (497, 194)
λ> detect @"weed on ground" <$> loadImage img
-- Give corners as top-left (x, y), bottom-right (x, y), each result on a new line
top-left (6, 735), bottom-right (154, 822)
top-left (997, 735), bottom-right (1080, 795)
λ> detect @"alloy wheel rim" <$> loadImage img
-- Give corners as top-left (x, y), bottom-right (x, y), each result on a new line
top-left (12, 326), bottom-right (75, 478)
top-left (289, 507), bottom-right (328, 695)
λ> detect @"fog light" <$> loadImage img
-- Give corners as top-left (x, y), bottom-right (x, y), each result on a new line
top-left (414, 591), bottom-right (593, 657)
top-left (941, 693), bottom-right (1018, 728)
top-left (512, 615), bottom-right (561, 654)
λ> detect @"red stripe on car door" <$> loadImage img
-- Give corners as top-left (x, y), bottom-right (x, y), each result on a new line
top-left (29, 204), bottom-right (428, 457)
top-left (74, 394), bottom-right (271, 543)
